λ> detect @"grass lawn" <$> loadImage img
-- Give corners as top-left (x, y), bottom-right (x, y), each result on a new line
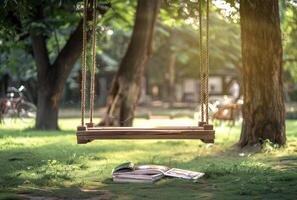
top-left (0, 118), bottom-right (297, 200)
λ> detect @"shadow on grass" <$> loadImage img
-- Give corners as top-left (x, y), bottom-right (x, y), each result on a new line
top-left (1, 138), bottom-right (297, 200)
top-left (0, 128), bottom-right (74, 138)
top-left (0, 186), bottom-right (113, 200)
top-left (5, 155), bottom-right (296, 200)
top-left (98, 154), bottom-right (297, 200)
top-left (1, 122), bottom-right (297, 200)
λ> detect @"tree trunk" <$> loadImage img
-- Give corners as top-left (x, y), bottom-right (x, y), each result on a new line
top-left (31, 20), bottom-right (85, 130)
top-left (31, 34), bottom-right (59, 130)
top-left (29, 3), bottom-right (109, 130)
top-left (100, 0), bottom-right (160, 126)
top-left (239, 0), bottom-right (286, 147)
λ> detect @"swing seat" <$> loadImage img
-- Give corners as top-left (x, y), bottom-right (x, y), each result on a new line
top-left (76, 124), bottom-right (215, 144)
top-left (77, 0), bottom-right (215, 145)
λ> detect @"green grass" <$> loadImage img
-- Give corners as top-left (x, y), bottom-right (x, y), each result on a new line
top-left (0, 118), bottom-right (297, 200)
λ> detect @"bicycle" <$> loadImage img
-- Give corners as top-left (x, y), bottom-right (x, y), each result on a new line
top-left (0, 85), bottom-right (36, 122)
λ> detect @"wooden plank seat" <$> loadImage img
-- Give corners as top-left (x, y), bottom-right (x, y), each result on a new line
top-left (77, 0), bottom-right (215, 145)
top-left (76, 125), bottom-right (215, 144)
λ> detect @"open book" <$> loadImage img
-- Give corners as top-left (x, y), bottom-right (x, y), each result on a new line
top-left (112, 162), bottom-right (204, 183)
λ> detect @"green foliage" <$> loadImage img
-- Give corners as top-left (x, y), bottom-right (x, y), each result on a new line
top-left (262, 139), bottom-right (281, 152)
top-left (0, 0), bottom-right (136, 80)
top-left (0, 0), bottom-right (296, 90)
top-left (0, 0), bottom-right (81, 79)
top-left (148, 10), bottom-right (241, 86)
top-left (0, 119), bottom-right (297, 199)
top-left (101, 0), bottom-right (137, 30)
top-left (0, 0), bottom-right (82, 37)
top-left (0, 41), bottom-right (36, 80)
top-left (283, 1), bottom-right (297, 82)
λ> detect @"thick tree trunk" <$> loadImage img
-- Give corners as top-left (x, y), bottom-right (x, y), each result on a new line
top-left (31, 20), bottom-right (85, 130)
top-left (36, 87), bottom-right (59, 130)
top-left (31, 34), bottom-right (59, 130)
top-left (100, 0), bottom-right (160, 126)
top-left (29, 3), bottom-right (109, 130)
top-left (239, 0), bottom-right (286, 147)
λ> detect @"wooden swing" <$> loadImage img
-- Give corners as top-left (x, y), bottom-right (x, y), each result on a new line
top-left (76, 0), bottom-right (215, 144)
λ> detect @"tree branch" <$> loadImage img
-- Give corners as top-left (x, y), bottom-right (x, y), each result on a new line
top-left (51, 3), bottom-right (111, 94)
top-left (52, 19), bottom-right (83, 88)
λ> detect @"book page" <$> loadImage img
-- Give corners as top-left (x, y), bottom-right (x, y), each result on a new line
top-left (135, 165), bottom-right (170, 173)
top-left (112, 162), bottom-right (135, 174)
top-left (164, 168), bottom-right (204, 180)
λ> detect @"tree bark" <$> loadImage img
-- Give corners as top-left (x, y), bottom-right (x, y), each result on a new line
top-left (29, 2), bottom-right (110, 130)
top-left (31, 34), bottom-right (57, 130)
top-left (239, 0), bottom-right (286, 147)
top-left (99, 0), bottom-right (160, 126)
top-left (31, 20), bottom-right (84, 130)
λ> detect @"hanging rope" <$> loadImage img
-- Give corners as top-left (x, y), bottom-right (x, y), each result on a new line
top-left (199, 0), bottom-right (204, 123)
top-left (81, 0), bottom-right (88, 126)
top-left (89, 0), bottom-right (97, 124)
top-left (199, 0), bottom-right (210, 124)
top-left (205, 0), bottom-right (210, 123)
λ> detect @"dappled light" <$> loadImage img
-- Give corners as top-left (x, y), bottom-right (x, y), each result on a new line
top-left (1, 119), bottom-right (297, 199)
top-left (1, 0), bottom-right (297, 199)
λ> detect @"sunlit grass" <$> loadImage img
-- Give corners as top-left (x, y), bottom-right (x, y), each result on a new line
top-left (0, 118), bottom-right (296, 199)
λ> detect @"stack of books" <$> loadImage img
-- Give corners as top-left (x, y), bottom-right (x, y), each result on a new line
top-left (112, 162), bottom-right (205, 183)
